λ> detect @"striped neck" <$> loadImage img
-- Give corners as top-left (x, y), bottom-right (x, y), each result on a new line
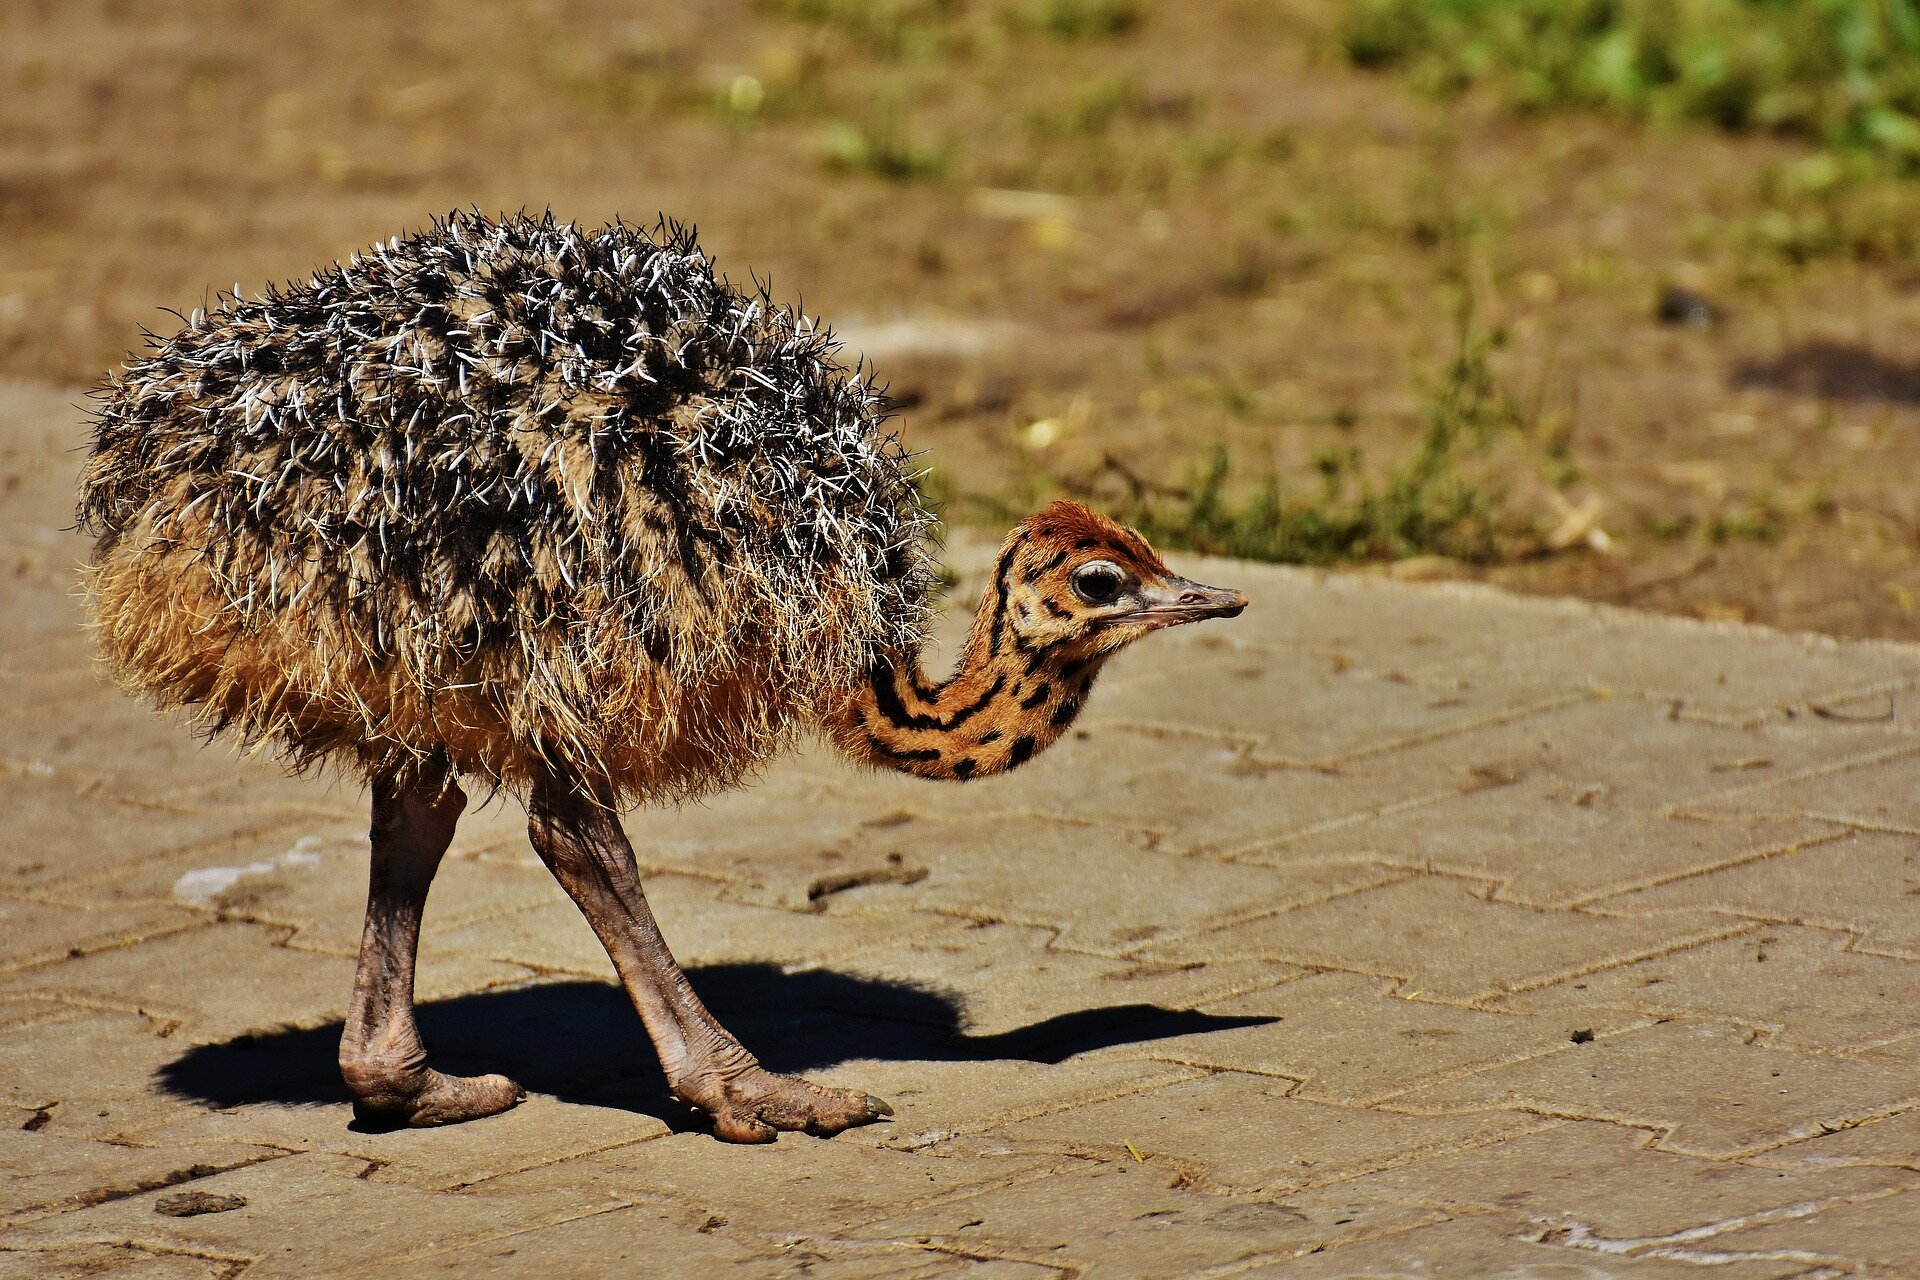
top-left (826, 548), bottom-right (1108, 781)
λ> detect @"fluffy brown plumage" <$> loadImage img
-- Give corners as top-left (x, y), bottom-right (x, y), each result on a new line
top-left (75, 213), bottom-right (1250, 1140)
top-left (78, 211), bottom-right (935, 805)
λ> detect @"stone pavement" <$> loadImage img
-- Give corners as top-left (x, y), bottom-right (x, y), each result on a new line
top-left (2, 374), bottom-right (1917, 1278)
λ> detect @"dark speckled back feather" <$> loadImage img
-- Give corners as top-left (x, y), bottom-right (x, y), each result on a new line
top-left (78, 211), bottom-right (936, 801)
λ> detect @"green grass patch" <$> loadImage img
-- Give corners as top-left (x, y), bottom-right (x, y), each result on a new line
top-left (1101, 308), bottom-right (1522, 566)
top-left (1005, 0), bottom-right (1140, 39)
top-left (760, 0), bottom-right (963, 58)
top-left (1336, 0), bottom-right (1920, 265)
top-left (818, 113), bottom-right (954, 180)
top-left (759, 0), bottom-right (1139, 56)
top-left (1337, 0), bottom-right (1920, 165)
top-left (1730, 150), bottom-right (1920, 263)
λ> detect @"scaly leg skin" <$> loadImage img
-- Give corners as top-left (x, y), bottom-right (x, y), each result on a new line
top-left (527, 765), bottom-right (892, 1143)
top-left (339, 756), bottom-right (525, 1127)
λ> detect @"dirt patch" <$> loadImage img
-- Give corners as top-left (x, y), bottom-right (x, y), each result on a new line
top-left (4, 0), bottom-right (1918, 638)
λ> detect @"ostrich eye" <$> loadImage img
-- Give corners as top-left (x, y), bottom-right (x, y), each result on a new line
top-left (1070, 560), bottom-right (1128, 605)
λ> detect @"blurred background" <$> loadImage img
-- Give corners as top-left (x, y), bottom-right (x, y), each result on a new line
top-left (5, 0), bottom-right (1920, 637)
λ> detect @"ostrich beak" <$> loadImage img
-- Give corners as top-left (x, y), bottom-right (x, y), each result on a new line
top-left (1120, 576), bottom-right (1249, 631)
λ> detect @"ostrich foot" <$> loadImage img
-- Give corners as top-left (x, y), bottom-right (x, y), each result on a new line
top-left (346, 1065), bottom-right (526, 1128)
top-left (676, 1066), bottom-right (892, 1144)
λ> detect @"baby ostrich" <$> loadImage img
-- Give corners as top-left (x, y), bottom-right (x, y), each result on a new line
top-left (77, 212), bottom-right (1246, 1143)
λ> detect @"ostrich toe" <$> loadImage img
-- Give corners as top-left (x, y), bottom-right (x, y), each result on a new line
top-left (348, 1067), bottom-right (526, 1129)
top-left (678, 1068), bottom-right (892, 1143)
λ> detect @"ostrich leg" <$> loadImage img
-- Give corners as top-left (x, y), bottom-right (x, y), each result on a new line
top-left (339, 757), bottom-right (525, 1126)
top-left (527, 763), bottom-right (893, 1143)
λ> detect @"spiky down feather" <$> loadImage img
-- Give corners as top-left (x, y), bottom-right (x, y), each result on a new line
top-left (77, 211), bottom-right (936, 804)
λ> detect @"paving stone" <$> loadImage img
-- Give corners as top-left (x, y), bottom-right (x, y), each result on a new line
top-left (1084, 623), bottom-right (1568, 765)
top-left (1789, 679), bottom-right (1920, 734)
top-left (1599, 829), bottom-right (1920, 957)
top-left (0, 925), bottom-right (341, 1042)
top-left (603, 769), bottom-right (898, 893)
top-left (0, 900), bottom-right (202, 976)
top-left (0, 1009), bottom-right (212, 1142)
top-left (1226, 1214), bottom-right (1813, 1279)
top-left (0, 1151), bottom-right (619, 1280)
top-left (1465, 605), bottom-right (1920, 725)
top-left (170, 772), bottom-right (376, 825)
top-left (1176, 558), bottom-right (1542, 659)
top-left (0, 1129), bottom-right (283, 1221)
top-left (1261, 804), bottom-right (1838, 911)
top-left (1320, 1120), bottom-right (1917, 1241)
top-left (1747, 1107), bottom-right (1920, 1172)
top-left (1, 781), bottom-right (311, 901)
top-left (350, 1198), bottom-right (767, 1278)
top-left (799, 721), bottom-right (1480, 861)
top-left (660, 1252), bottom-right (1057, 1280)
top-left (679, 810), bottom-right (1064, 920)
top-left (640, 1251), bottom-right (992, 1280)
top-left (142, 1094), bottom-right (673, 1194)
top-left (111, 826), bottom-right (570, 960)
top-left (881, 1261), bottom-right (1063, 1280)
top-left (1159, 562), bottom-right (1920, 724)
top-left (102, 1101), bottom-right (360, 1152)
top-left (0, 693), bottom-right (289, 803)
top-left (0, 659), bottom-right (115, 714)
top-left (984, 1071), bottom-right (1548, 1196)
top-left (0, 686), bottom-right (359, 828)
top-left (799, 923), bottom-right (1300, 1041)
top-left (804, 816), bottom-right (1395, 957)
top-left (1152, 877), bottom-right (1742, 1003)
top-left (1500, 925), bottom-right (1920, 1051)
top-left (1665, 1185), bottom-right (1920, 1274)
top-left (1682, 740), bottom-right (1920, 833)
top-left (319, 852), bottom-right (567, 959)
top-left (356, 1097), bottom-right (669, 1192)
top-left (12, 387), bottom-right (1920, 1269)
top-left (841, 1158), bottom-right (1437, 1279)
top-left (1392, 1021), bottom-right (1920, 1157)
top-left (1239, 696), bottom-right (1870, 906)
top-left (844, 1059), bottom-right (1207, 1140)
top-left (481, 1127), bottom-right (1049, 1238)
top-left (0, 1242), bottom-right (230, 1278)
top-left (0, 392), bottom-right (79, 520)
top-left (432, 874), bottom-right (956, 978)
top-left (0, 997), bottom-right (88, 1029)
top-left (0, 924), bottom-right (522, 1046)
top-left (1149, 971), bottom-right (1642, 1105)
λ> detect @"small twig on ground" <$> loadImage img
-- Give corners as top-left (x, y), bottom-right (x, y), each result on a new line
top-left (1612, 552), bottom-right (1718, 602)
top-left (1808, 693), bottom-right (1897, 722)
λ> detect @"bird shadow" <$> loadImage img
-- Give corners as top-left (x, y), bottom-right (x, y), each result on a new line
top-left (157, 965), bottom-right (1274, 1132)
top-left (1731, 341), bottom-right (1920, 406)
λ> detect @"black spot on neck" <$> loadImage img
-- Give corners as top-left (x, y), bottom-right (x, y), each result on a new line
top-left (1009, 736), bottom-right (1036, 768)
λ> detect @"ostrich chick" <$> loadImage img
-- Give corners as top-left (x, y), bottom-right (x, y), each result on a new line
top-left (77, 212), bottom-right (1246, 1142)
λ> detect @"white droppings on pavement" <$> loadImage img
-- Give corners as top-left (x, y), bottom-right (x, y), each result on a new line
top-left (172, 834), bottom-right (329, 904)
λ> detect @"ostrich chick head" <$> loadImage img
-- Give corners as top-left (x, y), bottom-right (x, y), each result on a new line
top-left (828, 500), bottom-right (1247, 782)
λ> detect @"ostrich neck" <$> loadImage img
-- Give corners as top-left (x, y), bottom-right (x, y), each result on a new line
top-left (826, 587), bottom-right (1107, 782)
